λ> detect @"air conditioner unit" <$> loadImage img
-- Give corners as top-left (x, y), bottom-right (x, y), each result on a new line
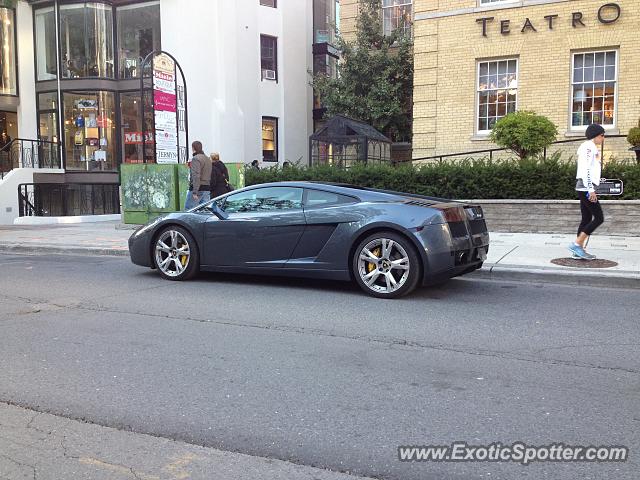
top-left (263, 69), bottom-right (277, 81)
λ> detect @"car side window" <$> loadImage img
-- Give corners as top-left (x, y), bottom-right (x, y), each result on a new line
top-left (304, 189), bottom-right (357, 208)
top-left (223, 187), bottom-right (303, 213)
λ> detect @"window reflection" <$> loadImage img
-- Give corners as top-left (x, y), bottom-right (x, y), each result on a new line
top-left (572, 51), bottom-right (617, 127)
top-left (117, 2), bottom-right (161, 79)
top-left (477, 59), bottom-right (518, 132)
top-left (224, 188), bottom-right (303, 213)
top-left (0, 7), bottom-right (17, 95)
top-left (60, 3), bottom-right (114, 78)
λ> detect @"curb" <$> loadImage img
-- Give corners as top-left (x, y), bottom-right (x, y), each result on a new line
top-left (470, 264), bottom-right (640, 290)
top-left (0, 243), bottom-right (130, 258)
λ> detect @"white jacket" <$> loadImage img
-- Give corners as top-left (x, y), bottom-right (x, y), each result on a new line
top-left (575, 140), bottom-right (601, 193)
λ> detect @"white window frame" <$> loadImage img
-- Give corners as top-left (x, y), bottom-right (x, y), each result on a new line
top-left (382, 0), bottom-right (412, 38)
top-left (569, 49), bottom-right (618, 132)
top-left (476, 58), bottom-right (519, 135)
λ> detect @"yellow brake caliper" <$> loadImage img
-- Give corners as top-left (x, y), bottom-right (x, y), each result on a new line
top-left (179, 241), bottom-right (188, 267)
top-left (367, 247), bottom-right (381, 273)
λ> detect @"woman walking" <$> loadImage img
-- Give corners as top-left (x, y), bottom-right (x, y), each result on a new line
top-left (568, 124), bottom-right (605, 260)
top-left (209, 152), bottom-right (232, 198)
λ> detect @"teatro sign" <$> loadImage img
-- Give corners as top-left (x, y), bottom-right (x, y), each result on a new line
top-left (476, 3), bottom-right (621, 37)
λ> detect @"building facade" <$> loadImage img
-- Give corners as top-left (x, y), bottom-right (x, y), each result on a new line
top-left (340, 1), bottom-right (639, 160)
top-left (0, 0), bottom-right (315, 223)
top-left (413, 0), bottom-right (639, 159)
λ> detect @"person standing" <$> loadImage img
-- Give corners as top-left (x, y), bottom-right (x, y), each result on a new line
top-left (568, 124), bottom-right (606, 260)
top-left (209, 152), bottom-right (232, 198)
top-left (184, 141), bottom-right (212, 210)
top-left (0, 132), bottom-right (12, 151)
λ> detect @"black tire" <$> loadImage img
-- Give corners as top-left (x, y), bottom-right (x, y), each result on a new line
top-left (153, 225), bottom-right (200, 281)
top-left (352, 231), bottom-right (421, 299)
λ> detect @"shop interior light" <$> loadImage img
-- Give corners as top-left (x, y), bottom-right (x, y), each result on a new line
top-left (574, 89), bottom-right (587, 102)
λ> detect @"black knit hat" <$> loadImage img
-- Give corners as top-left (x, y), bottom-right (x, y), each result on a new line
top-left (585, 124), bottom-right (605, 140)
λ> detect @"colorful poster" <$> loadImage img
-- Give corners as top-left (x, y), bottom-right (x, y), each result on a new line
top-left (154, 91), bottom-right (177, 113)
top-left (153, 54), bottom-right (179, 164)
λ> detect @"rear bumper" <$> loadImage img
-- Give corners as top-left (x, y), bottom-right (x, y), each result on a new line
top-left (415, 223), bottom-right (489, 285)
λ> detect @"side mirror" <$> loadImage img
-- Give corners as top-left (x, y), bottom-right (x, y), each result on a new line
top-left (209, 203), bottom-right (229, 220)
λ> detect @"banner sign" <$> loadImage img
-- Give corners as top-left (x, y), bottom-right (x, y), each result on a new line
top-left (140, 50), bottom-right (188, 165)
top-left (153, 54), bottom-right (179, 164)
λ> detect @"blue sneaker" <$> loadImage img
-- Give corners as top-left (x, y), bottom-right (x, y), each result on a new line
top-left (568, 243), bottom-right (595, 260)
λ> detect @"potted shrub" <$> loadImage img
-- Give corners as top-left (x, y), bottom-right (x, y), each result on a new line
top-left (627, 120), bottom-right (640, 164)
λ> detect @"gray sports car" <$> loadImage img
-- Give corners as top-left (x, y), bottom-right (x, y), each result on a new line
top-left (128, 182), bottom-right (489, 298)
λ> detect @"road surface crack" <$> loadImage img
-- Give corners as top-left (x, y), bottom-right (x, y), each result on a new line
top-left (0, 454), bottom-right (37, 480)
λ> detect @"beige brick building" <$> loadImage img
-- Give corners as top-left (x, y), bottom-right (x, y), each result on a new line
top-left (341, 1), bottom-right (640, 161)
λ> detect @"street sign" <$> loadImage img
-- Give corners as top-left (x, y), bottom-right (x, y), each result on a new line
top-left (596, 179), bottom-right (624, 196)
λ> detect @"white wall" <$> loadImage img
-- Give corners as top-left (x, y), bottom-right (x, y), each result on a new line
top-left (16, 0), bottom-right (38, 140)
top-left (161, 0), bottom-right (313, 165)
top-left (281, 0), bottom-right (314, 165)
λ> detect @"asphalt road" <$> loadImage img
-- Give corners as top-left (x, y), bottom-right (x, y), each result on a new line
top-left (0, 253), bottom-right (638, 480)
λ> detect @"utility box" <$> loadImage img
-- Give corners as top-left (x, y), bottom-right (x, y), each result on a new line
top-left (121, 162), bottom-right (245, 224)
top-left (121, 164), bottom-right (181, 224)
top-left (225, 162), bottom-right (246, 190)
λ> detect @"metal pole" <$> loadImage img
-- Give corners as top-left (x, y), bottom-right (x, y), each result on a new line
top-left (54, 0), bottom-right (64, 170)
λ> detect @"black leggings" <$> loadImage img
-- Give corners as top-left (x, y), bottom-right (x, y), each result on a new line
top-left (577, 192), bottom-right (604, 236)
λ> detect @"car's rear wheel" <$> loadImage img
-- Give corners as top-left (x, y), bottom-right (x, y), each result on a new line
top-left (352, 232), bottom-right (421, 298)
top-left (153, 226), bottom-right (199, 281)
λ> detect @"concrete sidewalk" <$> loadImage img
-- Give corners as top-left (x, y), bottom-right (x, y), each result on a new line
top-left (0, 222), bottom-right (637, 289)
top-left (0, 402), bottom-right (370, 480)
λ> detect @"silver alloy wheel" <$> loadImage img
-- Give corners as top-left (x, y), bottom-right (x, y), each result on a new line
top-left (154, 229), bottom-right (191, 278)
top-left (357, 238), bottom-right (411, 294)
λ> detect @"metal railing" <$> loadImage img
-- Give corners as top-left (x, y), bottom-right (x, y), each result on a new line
top-left (407, 134), bottom-right (628, 164)
top-left (18, 183), bottom-right (120, 217)
top-left (0, 139), bottom-right (62, 179)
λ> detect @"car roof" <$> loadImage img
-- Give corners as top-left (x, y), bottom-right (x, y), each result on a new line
top-left (243, 181), bottom-right (451, 203)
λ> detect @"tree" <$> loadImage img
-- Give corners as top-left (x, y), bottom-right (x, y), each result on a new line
top-left (312, 0), bottom-right (414, 142)
top-left (490, 111), bottom-right (558, 160)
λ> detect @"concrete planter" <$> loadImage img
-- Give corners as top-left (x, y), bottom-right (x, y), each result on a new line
top-left (467, 199), bottom-right (640, 237)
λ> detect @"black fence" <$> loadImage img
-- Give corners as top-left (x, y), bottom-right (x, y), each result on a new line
top-left (18, 183), bottom-right (120, 217)
top-left (406, 134), bottom-right (628, 164)
top-left (0, 139), bottom-right (62, 179)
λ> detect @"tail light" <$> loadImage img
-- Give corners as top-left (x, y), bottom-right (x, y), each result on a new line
top-left (441, 206), bottom-right (466, 223)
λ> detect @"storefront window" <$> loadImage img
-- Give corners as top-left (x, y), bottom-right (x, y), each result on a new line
top-left (35, 7), bottom-right (58, 81)
top-left (0, 111), bottom-right (17, 141)
top-left (120, 91), bottom-right (154, 163)
top-left (60, 3), bottom-right (114, 78)
top-left (571, 51), bottom-right (617, 128)
top-left (63, 91), bottom-right (116, 171)
top-left (477, 59), bottom-right (518, 133)
top-left (0, 7), bottom-right (17, 95)
top-left (262, 117), bottom-right (278, 162)
top-left (38, 93), bottom-right (59, 144)
top-left (117, 2), bottom-right (161, 79)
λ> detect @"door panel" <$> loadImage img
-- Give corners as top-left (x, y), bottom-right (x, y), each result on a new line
top-left (203, 186), bottom-right (306, 267)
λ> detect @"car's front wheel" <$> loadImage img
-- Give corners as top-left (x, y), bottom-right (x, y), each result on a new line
top-left (153, 226), bottom-right (199, 281)
top-left (352, 232), bottom-right (421, 298)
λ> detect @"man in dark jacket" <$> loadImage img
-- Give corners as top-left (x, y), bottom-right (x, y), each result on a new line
top-left (185, 141), bottom-right (212, 210)
top-left (209, 152), bottom-right (232, 198)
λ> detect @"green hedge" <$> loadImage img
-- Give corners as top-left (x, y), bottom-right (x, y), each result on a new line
top-left (245, 157), bottom-right (640, 200)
